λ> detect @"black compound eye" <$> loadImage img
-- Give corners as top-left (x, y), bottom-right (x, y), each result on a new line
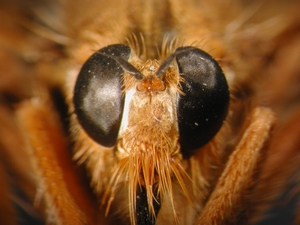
top-left (175, 46), bottom-right (229, 158)
top-left (74, 44), bottom-right (134, 147)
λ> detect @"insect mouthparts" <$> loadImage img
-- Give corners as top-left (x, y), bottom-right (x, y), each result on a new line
top-left (74, 44), bottom-right (229, 224)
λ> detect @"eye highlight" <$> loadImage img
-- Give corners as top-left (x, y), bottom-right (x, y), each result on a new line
top-left (74, 44), bottom-right (229, 156)
top-left (73, 44), bottom-right (229, 223)
top-left (174, 46), bottom-right (229, 157)
top-left (73, 44), bottom-right (133, 147)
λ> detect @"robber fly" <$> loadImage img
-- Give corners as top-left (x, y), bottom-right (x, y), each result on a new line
top-left (0, 0), bottom-right (300, 225)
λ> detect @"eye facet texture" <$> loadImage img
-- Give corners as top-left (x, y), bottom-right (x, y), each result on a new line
top-left (74, 44), bottom-right (131, 147)
top-left (74, 44), bottom-right (229, 155)
top-left (175, 46), bottom-right (229, 157)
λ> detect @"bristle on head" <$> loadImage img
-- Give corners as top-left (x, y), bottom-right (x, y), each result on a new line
top-left (103, 126), bottom-right (192, 224)
top-left (103, 137), bottom-right (192, 225)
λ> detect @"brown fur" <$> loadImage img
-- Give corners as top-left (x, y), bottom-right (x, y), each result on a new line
top-left (0, 0), bottom-right (300, 224)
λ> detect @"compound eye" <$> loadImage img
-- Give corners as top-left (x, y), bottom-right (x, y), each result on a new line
top-left (175, 46), bottom-right (229, 158)
top-left (74, 44), bottom-right (132, 147)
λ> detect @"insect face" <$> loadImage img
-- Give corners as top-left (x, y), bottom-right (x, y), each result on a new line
top-left (73, 44), bottom-right (229, 224)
